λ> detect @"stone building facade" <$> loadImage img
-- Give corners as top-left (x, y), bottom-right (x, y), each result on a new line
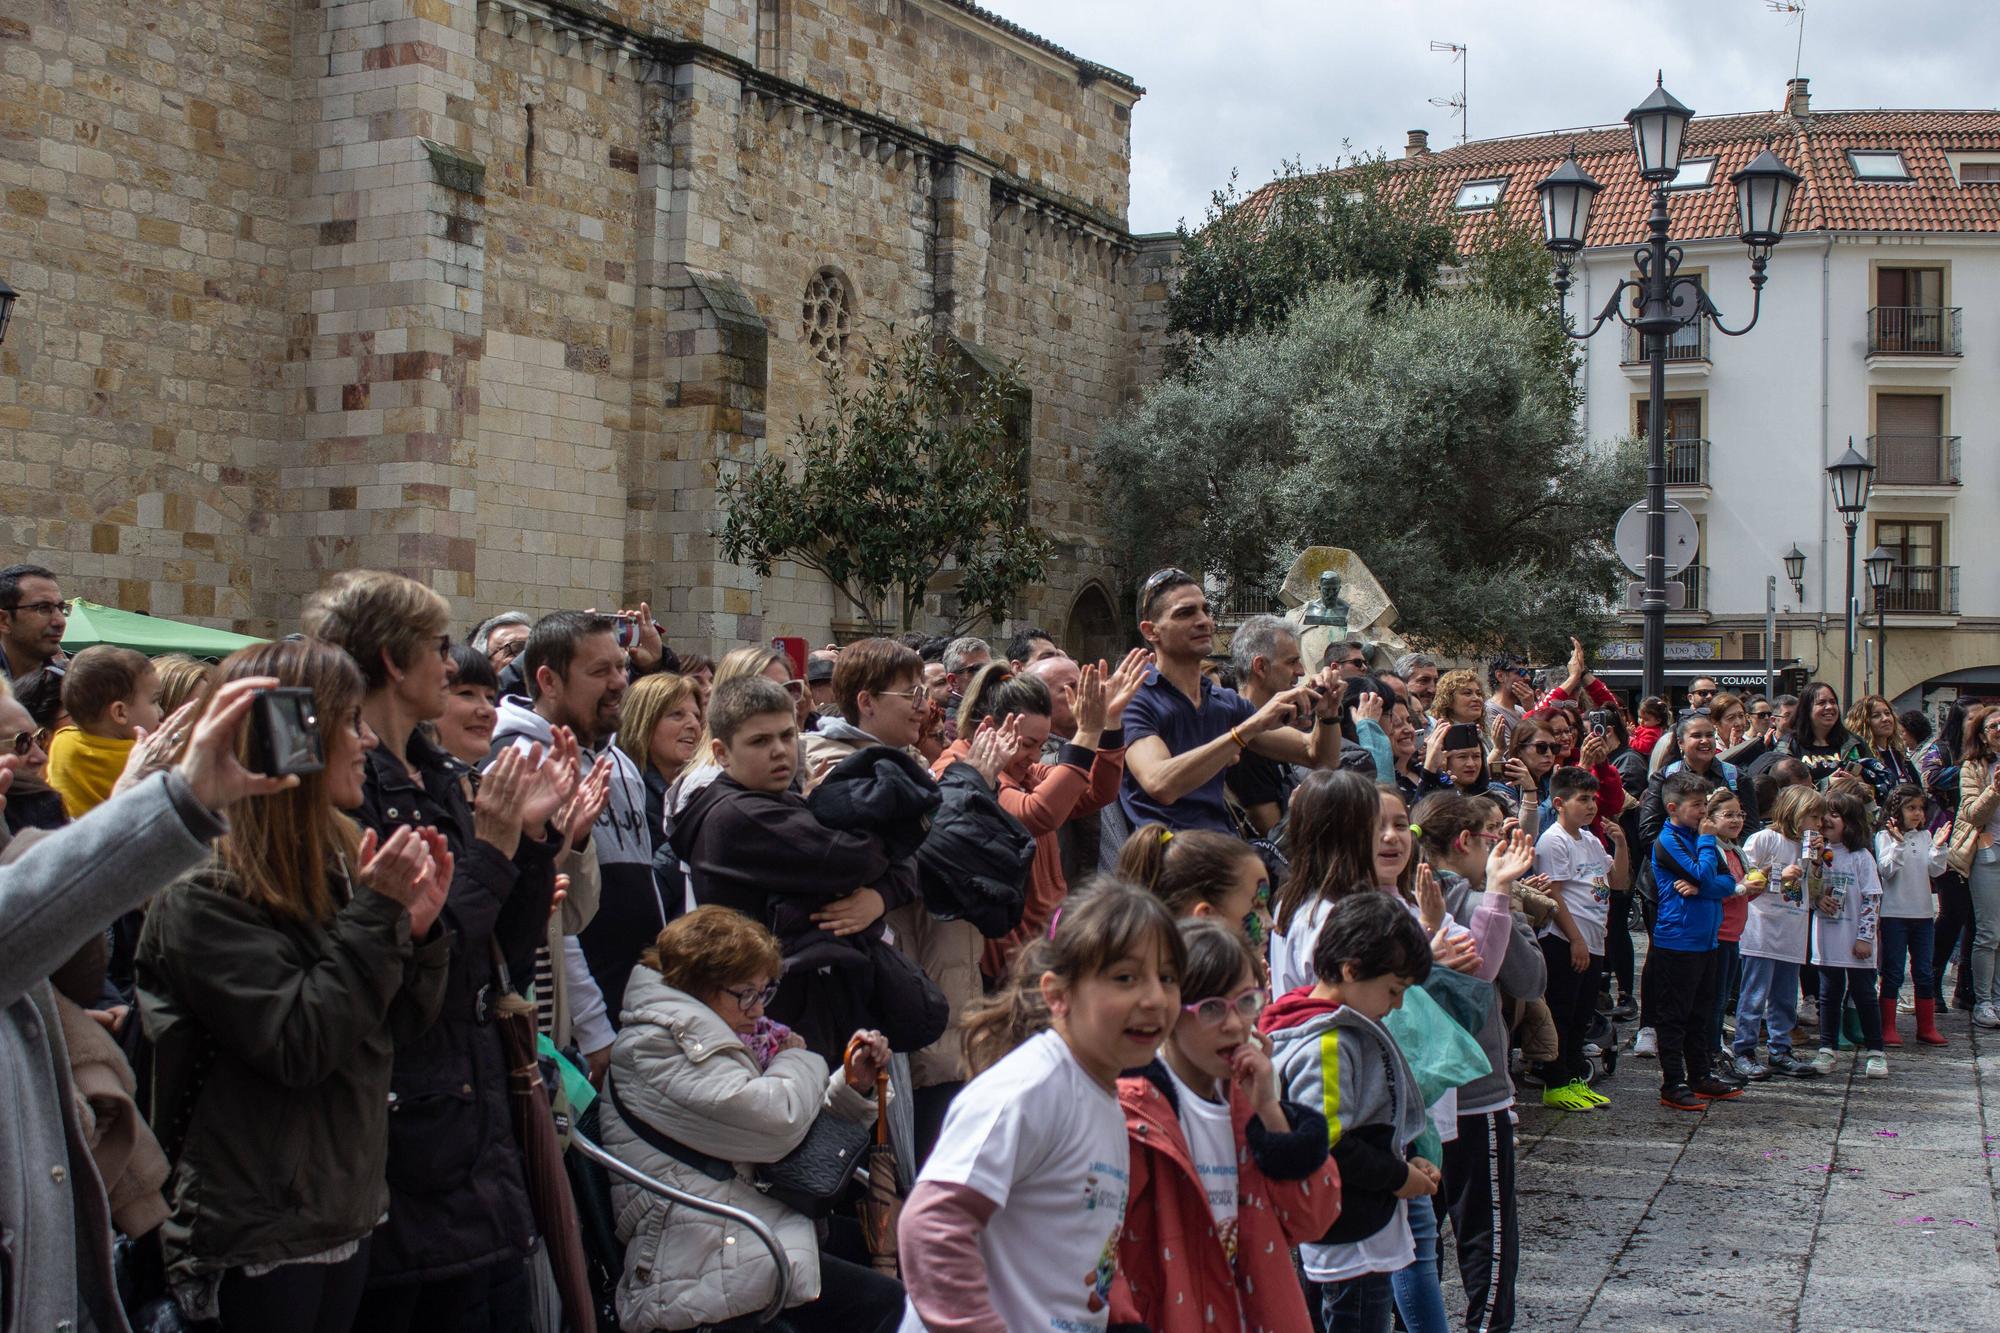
top-left (0, 0), bottom-right (1174, 655)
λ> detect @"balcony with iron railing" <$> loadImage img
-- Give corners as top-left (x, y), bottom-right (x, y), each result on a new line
top-left (1664, 438), bottom-right (1710, 489)
top-left (1618, 563), bottom-right (1708, 620)
top-left (1867, 306), bottom-right (1963, 360)
top-left (1881, 564), bottom-right (1960, 616)
top-left (1623, 321), bottom-right (1710, 374)
top-left (1867, 433), bottom-right (1961, 488)
top-left (1679, 563), bottom-right (1707, 613)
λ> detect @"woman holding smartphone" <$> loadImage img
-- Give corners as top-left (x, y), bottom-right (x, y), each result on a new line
top-left (137, 638), bottom-right (455, 1332)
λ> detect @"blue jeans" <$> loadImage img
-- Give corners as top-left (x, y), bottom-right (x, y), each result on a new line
top-left (1733, 956), bottom-right (1801, 1057)
top-left (1323, 1270), bottom-right (1394, 1333)
top-left (1390, 1195), bottom-right (1451, 1333)
top-left (1878, 916), bottom-right (1938, 1001)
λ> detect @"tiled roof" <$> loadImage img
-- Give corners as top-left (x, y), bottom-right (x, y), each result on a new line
top-left (1241, 106), bottom-right (2000, 246)
top-left (937, 1), bottom-right (1142, 94)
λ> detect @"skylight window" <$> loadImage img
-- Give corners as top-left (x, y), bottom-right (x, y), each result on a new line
top-left (1454, 178), bottom-right (1506, 210)
top-left (1848, 150), bottom-right (1912, 181)
top-left (1667, 157), bottom-right (1716, 190)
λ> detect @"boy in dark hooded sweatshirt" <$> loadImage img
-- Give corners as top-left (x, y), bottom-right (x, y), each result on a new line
top-left (671, 675), bottom-right (931, 1061)
top-left (1262, 891), bottom-right (1437, 1333)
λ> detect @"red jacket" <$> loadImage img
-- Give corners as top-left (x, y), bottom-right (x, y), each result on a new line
top-left (1109, 1061), bottom-right (1341, 1333)
top-left (932, 734), bottom-right (1125, 979)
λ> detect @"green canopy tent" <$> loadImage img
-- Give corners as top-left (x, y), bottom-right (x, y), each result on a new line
top-left (60, 599), bottom-right (267, 660)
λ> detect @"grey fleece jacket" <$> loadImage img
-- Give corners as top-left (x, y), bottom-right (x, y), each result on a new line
top-left (1437, 867), bottom-right (1546, 1114)
top-left (1, 772), bottom-right (227, 1333)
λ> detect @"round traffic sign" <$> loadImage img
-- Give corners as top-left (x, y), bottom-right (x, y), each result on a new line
top-left (1614, 500), bottom-right (1699, 578)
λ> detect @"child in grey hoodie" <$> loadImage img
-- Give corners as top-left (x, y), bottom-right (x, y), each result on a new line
top-left (1261, 892), bottom-right (1437, 1333)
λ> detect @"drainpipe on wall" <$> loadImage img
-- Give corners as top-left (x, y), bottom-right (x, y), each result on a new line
top-left (1818, 232), bottom-right (1833, 663)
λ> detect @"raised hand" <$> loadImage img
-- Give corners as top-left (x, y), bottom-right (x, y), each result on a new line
top-left (1072, 663), bottom-right (1109, 738)
top-left (177, 676), bottom-right (302, 810)
top-left (625, 601), bottom-right (664, 671)
top-left (113, 700), bottom-right (203, 797)
top-left (1247, 686), bottom-right (1306, 738)
top-left (407, 826), bottom-right (454, 937)
top-left (472, 743), bottom-right (529, 859)
top-left (555, 759), bottom-right (612, 855)
top-left (1486, 827), bottom-right (1536, 887)
top-left (966, 715), bottom-right (1017, 788)
top-left (1351, 689), bottom-right (1384, 727)
top-left (1104, 648), bottom-right (1153, 720)
top-left (1567, 636), bottom-right (1587, 684)
top-left (357, 825), bottom-right (430, 912)
top-left (518, 728), bottom-right (580, 834)
top-left (1416, 863), bottom-right (1446, 935)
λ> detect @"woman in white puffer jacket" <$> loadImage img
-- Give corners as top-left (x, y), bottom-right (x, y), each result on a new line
top-left (602, 905), bottom-right (903, 1332)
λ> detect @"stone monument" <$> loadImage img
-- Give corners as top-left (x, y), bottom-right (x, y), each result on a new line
top-left (1280, 547), bottom-right (1411, 673)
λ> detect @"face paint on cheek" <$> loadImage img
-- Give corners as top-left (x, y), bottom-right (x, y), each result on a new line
top-left (1241, 910), bottom-right (1265, 953)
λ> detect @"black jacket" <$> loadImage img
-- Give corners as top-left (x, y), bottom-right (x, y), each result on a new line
top-left (671, 771), bottom-right (939, 1058)
top-left (136, 865), bottom-right (450, 1286)
top-left (351, 732), bottom-right (558, 1285)
top-left (807, 747), bottom-right (942, 862)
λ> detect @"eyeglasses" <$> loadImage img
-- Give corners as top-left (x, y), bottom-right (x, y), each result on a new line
top-left (875, 684), bottom-right (927, 704)
top-left (722, 981), bottom-right (781, 1010)
top-left (1340, 657), bottom-right (1367, 670)
top-left (11, 599), bottom-right (69, 617)
top-left (782, 679), bottom-right (805, 698)
top-left (0, 730), bottom-right (35, 757)
top-left (1690, 689), bottom-right (1717, 699)
top-left (1750, 709), bottom-right (1773, 719)
top-left (1181, 986), bottom-right (1268, 1027)
top-left (489, 639), bottom-right (525, 664)
top-left (1528, 742), bottom-right (1559, 754)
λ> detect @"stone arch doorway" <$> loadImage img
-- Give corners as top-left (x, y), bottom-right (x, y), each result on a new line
top-left (1063, 581), bottom-right (1126, 666)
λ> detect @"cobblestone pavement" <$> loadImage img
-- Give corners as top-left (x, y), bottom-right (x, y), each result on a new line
top-left (1490, 997), bottom-right (2000, 1330)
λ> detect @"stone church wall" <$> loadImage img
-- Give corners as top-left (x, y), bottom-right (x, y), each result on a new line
top-left (0, 0), bottom-right (1161, 648)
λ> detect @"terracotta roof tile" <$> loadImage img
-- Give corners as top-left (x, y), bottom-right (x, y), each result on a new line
top-left (1241, 108), bottom-right (2000, 247)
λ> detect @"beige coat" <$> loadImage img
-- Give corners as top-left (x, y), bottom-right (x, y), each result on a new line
top-left (603, 967), bottom-right (877, 1331)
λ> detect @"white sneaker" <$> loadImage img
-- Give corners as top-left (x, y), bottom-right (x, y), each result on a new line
top-left (1863, 1052), bottom-right (1888, 1079)
top-left (1633, 1027), bottom-right (1658, 1058)
top-left (1583, 1041), bottom-right (1604, 1058)
top-left (1975, 1002), bottom-right (2000, 1030)
top-left (1811, 1047), bottom-right (1837, 1075)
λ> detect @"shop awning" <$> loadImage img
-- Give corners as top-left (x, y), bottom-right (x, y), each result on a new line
top-left (61, 599), bottom-right (267, 660)
top-left (1589, 659), bottom-right (1802, 690)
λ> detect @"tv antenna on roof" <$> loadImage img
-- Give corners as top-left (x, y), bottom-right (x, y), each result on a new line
top-left (1766, 1), bottom-right (1807, 82)
top-left (1429, 41), bottom-right (1467, 144)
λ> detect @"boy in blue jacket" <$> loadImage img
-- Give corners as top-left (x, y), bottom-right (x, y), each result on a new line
top-left (1649, 769), bottom-right (1747, 1111)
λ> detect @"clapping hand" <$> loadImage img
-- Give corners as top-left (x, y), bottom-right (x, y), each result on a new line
top-left (518, 726), bottom-right (581, 835)
top-left (1431, 925), bottom-right (1481, 975)
top-left (473, 743), bottom-right (533, 859)
top-left (1416, 863), bottom-right (1447, 935)
top-left (967, 714), bottom-right (1020, 787)
top-left (1103, 648), bottom-right (1152, 721)
top-left (113, 700), bottom-right (202, 797)
top-left (555, 759), bottom-right (612, 856)
top-left (1485, 827), bottom-right (1536, 887)
top-left (1072, 662), bottom-right (1109, 738)
top-left (357, 824), bottom-right (454, 936)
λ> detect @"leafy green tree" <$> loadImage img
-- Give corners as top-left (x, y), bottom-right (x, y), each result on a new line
top-left (719, 331), bottom-right (1050, 634)
top-left (1166, 155), bottom-right (1457, 364)
top-left (1097, 282), bottom-right (1639, 660)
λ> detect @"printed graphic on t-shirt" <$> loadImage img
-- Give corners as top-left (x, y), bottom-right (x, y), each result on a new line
top-left (1079, 1161), bottom-right (1130, 1317)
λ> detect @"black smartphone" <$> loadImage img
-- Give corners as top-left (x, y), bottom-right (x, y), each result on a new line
top-left (249, 687), bottom-right (325, 776)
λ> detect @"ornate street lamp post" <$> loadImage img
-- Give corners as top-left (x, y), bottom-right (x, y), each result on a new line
top-left (1783, 544), bottom-right (1807, 603)
top-left (1536, 76), bottom-right (1801, 702)
top-left (1866, 543), bottom-right (1895, 698)
top-left (1826, 442), bottom-right (1875, 703)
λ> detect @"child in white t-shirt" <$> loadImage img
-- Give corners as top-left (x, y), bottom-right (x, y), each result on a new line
top-left (1734, 784), bottom-right (1826, 1078)
top-left (1532, 766), bottom-right (1628, 1112)
top-left (1811, 788), bottom-right (1888, 1078)
top-left (897, 882), bottom-right (1184, 1333)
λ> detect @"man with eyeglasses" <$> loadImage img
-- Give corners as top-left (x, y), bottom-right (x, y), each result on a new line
top-left (0, 564), bottom-right (70, 681)
top-left (1121, 570), bottom-right (1342, 835)
top-left (1320, 637), bottom-right (1370, 680)
top-left (1680, 677), bottom-right (1720, 720)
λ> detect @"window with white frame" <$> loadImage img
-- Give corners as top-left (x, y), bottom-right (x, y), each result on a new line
top-left (1848, 150), bottom-right (1912, 181)
top-left (1668, 157), bottom-right (1717, 190)
top-left (1454, 178), bottom-right (1506, 210)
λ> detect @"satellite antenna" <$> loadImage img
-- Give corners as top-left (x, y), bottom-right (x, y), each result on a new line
top-left (1428, 41), bottom-right (1467, 144)
top-left (1765, 1), bottom-right (1807, 81)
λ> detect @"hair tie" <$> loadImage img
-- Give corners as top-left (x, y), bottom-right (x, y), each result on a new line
top-left (1408, 822), bottom-right (1423, 837)
top-left (1158, 829), bottom-right (1174, 845)
top-left (1047, 906), bottom-right (1064, 940)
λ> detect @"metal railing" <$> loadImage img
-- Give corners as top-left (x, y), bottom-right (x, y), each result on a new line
top-left (1678, 564), bottom-right (1707, 611)
top-left (1215, 586), bottom-right (1282, 620)
top-left (1663, 437), bottom-right (1709, 487)
top-left (1624, 320), bottom-right (1709, 364)
top-left (1867, 433), bottom-right (1961, 486)
top-left (1868, 305), bottom-right (1963, 356)
top-left (571, 1130), bottom-right (792, 1325)
top-left (1883, 564), bottom-right (1960, 615)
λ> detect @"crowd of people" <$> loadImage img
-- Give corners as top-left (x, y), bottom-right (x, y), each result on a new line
top-left (3, 556), bottom-right (1992, 1333)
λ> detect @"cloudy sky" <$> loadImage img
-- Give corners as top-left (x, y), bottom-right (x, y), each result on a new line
top-left (986, 0), bottom-right (1989, 234)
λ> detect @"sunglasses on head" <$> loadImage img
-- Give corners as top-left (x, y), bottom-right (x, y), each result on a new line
top-left (1138, 567), bottom-right (1195, 618)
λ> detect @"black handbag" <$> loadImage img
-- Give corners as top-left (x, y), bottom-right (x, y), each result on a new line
top-left (607, 1073), bottom-right (868, 1220)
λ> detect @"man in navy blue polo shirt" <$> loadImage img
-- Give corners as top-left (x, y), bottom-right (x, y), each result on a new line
top-left (1120, 569), bottom-right (1345, 834)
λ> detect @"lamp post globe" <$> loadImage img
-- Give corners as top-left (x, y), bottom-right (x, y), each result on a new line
top-left (1731, 148), bottom-right (1803, 255)
top-left (1536, 152), bottom-right (1602, 258)
top-left (1782, 544), bottom-right (1807, 597)
top-left (1827, 442), bottom-right (1875, 702)
top-left (1626, 75), bottom-right (1694, 182)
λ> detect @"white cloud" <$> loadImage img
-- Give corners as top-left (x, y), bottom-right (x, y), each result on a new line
top-left (985, 0), bottom-right (1988, 232)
